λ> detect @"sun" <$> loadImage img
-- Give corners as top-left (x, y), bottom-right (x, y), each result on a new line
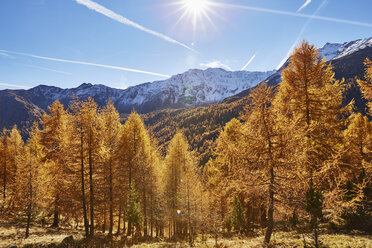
top-left (173, 0), bottom-right (215, 32)
top-left (183, 0), bottom-right (210, 14)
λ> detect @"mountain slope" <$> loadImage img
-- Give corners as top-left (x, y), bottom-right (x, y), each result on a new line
top-left (0, 90), bottom-right (44, 134)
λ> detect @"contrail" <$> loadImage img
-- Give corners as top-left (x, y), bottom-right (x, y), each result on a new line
top-left (298, 0), bottom-right (312, 12)
top-left (276, 0), bottom-right (328, 69)
top-left (76, 0), bottom-right (196, 52)
top-left (0, 82), bottom-right (31, 89)
top-left (220, 3), bottom-right (372, 28)
top-left (241, 54), bottom-right (256, 71)
top-left (0, 49), bottom-right (171, 78)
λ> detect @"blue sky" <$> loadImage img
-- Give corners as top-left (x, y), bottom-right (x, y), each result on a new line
top-left (1, 0), bottom-right (372, 90)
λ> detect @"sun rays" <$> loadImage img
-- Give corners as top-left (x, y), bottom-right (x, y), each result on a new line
top-left (173, 0), bottom-right (217, 35)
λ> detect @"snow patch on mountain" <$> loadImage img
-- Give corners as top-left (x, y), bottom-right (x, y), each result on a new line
top-left (319, 37), bottom-right (372, 61)
top-left (319, 43), bottom-right (343, 61)
top-left (334, 37), bottom-right (372, 59)
top-left (120, 68), bottom-right (275, 106)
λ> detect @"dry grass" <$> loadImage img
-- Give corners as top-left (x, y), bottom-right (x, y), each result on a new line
top-left (0, 222), bottom-right (83, 247)
top-left (0, 222), bottom-right (371, 247)
top-left (133, 232), bottom-right (372, 248)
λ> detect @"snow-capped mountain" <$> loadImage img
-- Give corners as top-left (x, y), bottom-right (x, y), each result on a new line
top-left (319, 37), bottom-right (372, 61)
top-left (116, 68), bottom-right (275, 112)
top-left (2, 68), bottom-right (275, 117)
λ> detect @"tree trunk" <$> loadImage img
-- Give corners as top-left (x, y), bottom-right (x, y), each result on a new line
top-left (127, 217), bottom-right (132, 236)
top-left (117, 201), bottom-right (122, 235)
top-left (88, 137), bottom-right (94, 236)
top-left (123, 206), bottom-right (126, 234)
top-left (312, 216), bottom-right (319, 248)
top-left (25, 154), bottom-right (32, 238)
top-left (263, 107), bottom-right (275, 245)
top-left (131, 224), bottom-right (134, 246)
top-left (51, 204), bottom-right (59, 228)
top-left (150, 191), bottom-right (153, 237)
top-left (264, 162), bottom-right (274, 244)
top-left (80, 132), bottom-right (89, 238)
top-left (25, 204), bottom-right (31, 238)
top-left (108, 157), bottom-right (113, 237)
top-left (187, 183), bottom-right (191, 244)
top-left (3, 151), bottom-right (6, 200)
top-left (127, 125), bottom-right (136, 237)
top-left (127, 161), bottom-right (132, 237)
top-left (143, 185), bottom-right (147, 237)
top-left (168, 219), bottom-right (171, 239)
top-left (103, 203), bottom-right (107, 233)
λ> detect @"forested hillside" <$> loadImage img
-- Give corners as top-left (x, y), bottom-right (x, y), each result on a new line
top-left (141, 97), bottom-right (249, 165)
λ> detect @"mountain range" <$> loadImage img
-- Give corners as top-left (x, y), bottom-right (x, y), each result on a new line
top-left (0, 69), bottom-right (274, 131)
top-left (0, 37), bottom-right (371, 137)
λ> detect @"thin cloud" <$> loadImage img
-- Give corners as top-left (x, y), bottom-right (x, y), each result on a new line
top-left (221, 3), bottom-right (372, 28)
top-left (27, 64), bottom-right (73, 75)
top-left (298, 0), bottom-right (312, 12)
top-left (76, 0), bottom-right (196, 52)
top-left (200, 61), bottom-right (232, 71)
top-left (0, 49), bottom-right (171, 78)
top-left (241, 54), bottom-right (256, 71)
top-left (0, 82), bottom-right (30, 89)
top-left (0, 51), bottom-right (13, 58)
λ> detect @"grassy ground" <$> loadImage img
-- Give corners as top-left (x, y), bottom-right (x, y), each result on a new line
top-left (132, 232), bottom-right (372, 248)
top-left (0, 222), bottom-right (83, 247)
top-left (0, 222), bottom-right (371, 247)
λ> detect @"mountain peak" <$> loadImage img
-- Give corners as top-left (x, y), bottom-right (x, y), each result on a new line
top-left (77, 83), bottom-right (93, 88)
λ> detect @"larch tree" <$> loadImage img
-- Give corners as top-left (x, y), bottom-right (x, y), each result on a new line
top-left (141, 138), bottom-right (163, 238)
top-left (273, 41), bottom-right (348, 230)
top-left (206, 84), bottom-right (294, 244)
top-left (204, 118), bottom-right (243, 239)
top-left (0, 128), bottom-right (9, 203)
top-left (100, 100), bottom-right (122, 237)
top-left (147, 143), bottom-right (163, 238)
top-left (79, 97), bottom-right (102, 236)
top-left (6, 125), bottom-right (24, 210)
top-left (164, 132), bottom-right (185, 239)
top-left (358, 58), bottom-right (372, 115)
top-left (39, 100), bottom-right (71, 228)
top-left (70, 99), bottom-right (89, 237)
top-left (342, 113), bottom-right (371, 226)
top-left (16, 122), bottom-right (43, 238)
top-left (240, 83), bottom-right (294, 244)
top-left (343, 113), bottom-right (371, 176)
top-left (116, 111), bottom-right (152, 237)
top-left (125, 184), bottom-right (143, 243)
top-left (164, 132), bottom-right (200, 241)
